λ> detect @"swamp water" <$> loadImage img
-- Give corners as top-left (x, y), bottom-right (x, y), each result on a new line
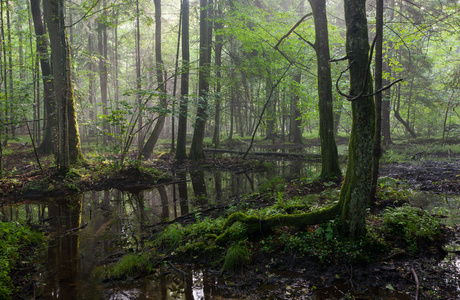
top-left (1, 162), bottom-right (459, 299)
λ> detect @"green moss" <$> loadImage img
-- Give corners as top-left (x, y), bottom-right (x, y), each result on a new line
top-left (101, 252), bottom-right (156, 280)
top-left (221, 242), bottom-right (251, 272)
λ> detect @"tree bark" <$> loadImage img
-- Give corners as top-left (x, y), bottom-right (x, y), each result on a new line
top-left (44, 0), bottom-right (83, 169)
top-left (371, 0), bottom-right (383, 200)
top-left (31, 0), bottom-right (55, 154)
top-left (140, 0), bottom-right (168, 159)
top-left (291, 72), bottom-right (303, 144)
top-left (175, 0), bottom-right (190, 160)
top-left (309, 0), bottom-right (341, 179)
top-left (135, 0), bottom-right (143, 151)
top-left (212, 1), bottom-right (223, 148)
top-left (98, 7), bottom-right (108, 145)
top-left (338, 0), bottom-right (375, 239)
top-left (189, 0), bottom-right (211, 161)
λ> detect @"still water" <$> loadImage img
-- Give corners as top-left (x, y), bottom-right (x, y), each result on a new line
top-left (1, 161), bottom-right (459, 299)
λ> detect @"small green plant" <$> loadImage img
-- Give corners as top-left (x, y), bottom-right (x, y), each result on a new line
top-left (382, 205), bottom-right (441, 253)
top-left (221, 241), bottom-right (251, 272)
top-left (259, 176), bottom-right (286, 193)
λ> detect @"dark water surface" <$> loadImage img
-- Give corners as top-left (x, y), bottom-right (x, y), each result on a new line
top-left (1, 162), bottom-right (459, 299)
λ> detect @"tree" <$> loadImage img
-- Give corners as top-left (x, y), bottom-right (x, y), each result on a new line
top-left (371, 0), bottom-right (383, 199)
top-left (44, 0), bottom-right (83, 169)
top-left (140, 0), bottom-right (168, 159)
top-left (98, 3), bottom-right (109, 146)
top-left (337, 0), bottom-right (375, 238)
top-left (189, 0), bottom-right (211, 161)
top-left (308, 0), bottom-right (341, 179)
top-left (223, 0), bottom-right (376, 240)
top-left (175, 0), bottom-right (190, 160)
top-left (30, 0), bottom-right (55, 154)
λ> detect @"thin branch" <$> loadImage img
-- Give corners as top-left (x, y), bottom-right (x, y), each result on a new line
top-left (335, 34), bottom-right (379, 102)
top-left (274, 12), bottom-right (312, 49)
top-left (243, 63), bottom-right (293, 159)
top-left (329, 54), bottom-right (350, 63)
top-left (363, 78), bottom-right (403, 97)
top-left (292, 31), bottom-right (315, 49)
top-left (66, 0), bottom-right (100, 28)
top-left (335, 61), bottom-right (354, 98)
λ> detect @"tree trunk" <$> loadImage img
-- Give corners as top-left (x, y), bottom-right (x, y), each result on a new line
top-left (338, 0), bottom-right (375, 239)
top-left (309, 0), bottom-right (341, 179)
top-left (381, 0), bottom-right (394, 146)
top-left (291, 73), bottom-right (303, 144)
top-left (31, 0), bottom-right (55, 154)
top-left (212, 2), bottom-right (223, 148)
top-left (44, 0), bottom-right (83, 169)
top-left (98, 7), bottom-right (108, 145)
top-left (175, 0), bottom-right (190, 160)
top-left (371, 0), bottom-right (383, 200)
top-left (7, 0), bottom-right (14, 137)
top-left (140, 0), bottom-right (168, 159)
top-left (189, 0), bottom-right (211, 161)
top-left (135, 0), bottom-right (143, 151)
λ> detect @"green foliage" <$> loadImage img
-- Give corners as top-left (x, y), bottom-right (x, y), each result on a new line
top-left (258, 176), bottom-right (286, 193)
top-left (101, 252), bottom-right (155, 280)
top-left (375, 178), bottom-right (412, 205)
top-left (221, 241), bottom-right (251, 272)
top-left (381, 206), bottom-right (441, 254)
top-left (277, 220), bottom-right (369, 264)
top-left (155, 217), bottom-right (225, 256)
top-left (0, 222), bottom-right (44, 299)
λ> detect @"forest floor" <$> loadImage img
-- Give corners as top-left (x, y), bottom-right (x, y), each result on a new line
top-left (2, 138), bottom-right (460, 299)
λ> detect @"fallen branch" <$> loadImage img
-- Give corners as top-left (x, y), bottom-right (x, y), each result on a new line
top-left (62, 221), bottom-right (88, 236)
top-left (205, 148), bottom-right (321, 160)
top-left (411, 267), bottom-right (420, 300)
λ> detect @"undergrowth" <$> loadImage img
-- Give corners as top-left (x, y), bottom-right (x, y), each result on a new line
top-left (0, 222), bottom-right (44, 299)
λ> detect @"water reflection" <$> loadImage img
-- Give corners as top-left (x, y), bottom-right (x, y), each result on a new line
top-left (1, 165), bottom-right (318, 299)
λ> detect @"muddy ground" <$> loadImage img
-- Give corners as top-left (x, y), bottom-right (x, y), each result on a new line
top-left (2, 141), bottom-right (460, 299)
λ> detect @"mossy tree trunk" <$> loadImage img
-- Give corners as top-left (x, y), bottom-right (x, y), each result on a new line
top-left (338, 0), bottom-right (375, 239)
top-left (44, 0), bottom-right (83, 169)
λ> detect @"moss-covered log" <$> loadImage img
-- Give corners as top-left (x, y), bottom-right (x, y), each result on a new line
top-left (215, 204), bottom-right (340, 245)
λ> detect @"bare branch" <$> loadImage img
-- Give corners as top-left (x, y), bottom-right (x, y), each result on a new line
top-left (363, 79), bottom-right (403, 97)
top-left (274, 12), bottom-right (312, 49)
top-left (293, 31), bottom-right (315, 49)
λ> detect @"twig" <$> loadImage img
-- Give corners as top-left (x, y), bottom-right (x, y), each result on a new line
top-left (411, 267), bottom-right (420, 300)
top-left (61, 221), bottom-right (88, 236)
top-left (23, 118), bottom-right (43, 172)
top-left (274, 13), bottom-right (312, 49)
top-left (243, 64), bottom-right (293, 159)
top-left (167, 261), bottom-right (187, 275)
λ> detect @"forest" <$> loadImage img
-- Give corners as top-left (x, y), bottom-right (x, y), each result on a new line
top-left (0, 0), bottom-right (460, 298)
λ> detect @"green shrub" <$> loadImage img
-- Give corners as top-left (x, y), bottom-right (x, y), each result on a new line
top-left (382, 205), bottom-right (441, 253)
